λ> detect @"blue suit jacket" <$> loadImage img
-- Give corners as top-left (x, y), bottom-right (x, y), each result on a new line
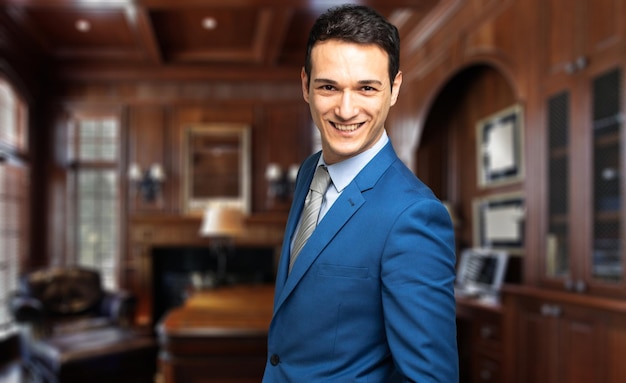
top-left (263, 142), bottom-right (458, 382)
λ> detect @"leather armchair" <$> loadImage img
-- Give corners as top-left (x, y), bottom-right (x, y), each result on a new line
top-left (10, 266), bottom-right (157, 383)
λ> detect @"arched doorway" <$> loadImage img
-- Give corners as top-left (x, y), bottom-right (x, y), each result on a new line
top-left (416, 64), bottom-right (518, 251)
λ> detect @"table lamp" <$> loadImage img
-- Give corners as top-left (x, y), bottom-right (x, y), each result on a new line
top-left (199, 206), bottom-right (244, 285)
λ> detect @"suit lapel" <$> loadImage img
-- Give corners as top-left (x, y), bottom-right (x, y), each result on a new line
top-left (274, 182), bottom-right (365, 311)
top-left (273, 142), bottom-right (398, 313)
top-left (273, 155), bottom-right (319, 305)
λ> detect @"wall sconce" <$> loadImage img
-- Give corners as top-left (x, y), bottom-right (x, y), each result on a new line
top-left (128, 162), bottom-right (166, 202)
top-left (265, 163), bottom-right (299, 204)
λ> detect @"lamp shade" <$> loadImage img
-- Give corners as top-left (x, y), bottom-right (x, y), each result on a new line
top-left (149, 163), bottom-right (166, 181)
top-left (128, 163), bottom-right (142, 181)
top-left (199, 207), bottom-right (244, 237)
top-left (265, 163), bottom-right (282, 181)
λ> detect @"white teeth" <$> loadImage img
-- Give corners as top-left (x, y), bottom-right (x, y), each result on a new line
top-left (334, 123), bottom-right (360, 131)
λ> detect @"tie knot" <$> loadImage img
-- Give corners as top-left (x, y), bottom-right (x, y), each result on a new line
top-left (310, 165), bottom-right (331, 194)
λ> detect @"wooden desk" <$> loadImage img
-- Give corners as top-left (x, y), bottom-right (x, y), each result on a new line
top-left (157, 284), bottom-right (274, 383)
top-left (157, 284), bottom-right (502, 383)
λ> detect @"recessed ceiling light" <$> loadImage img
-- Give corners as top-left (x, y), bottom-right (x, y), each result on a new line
top-left (75, 19), bottom-right (91, 32)
top-left (202, 17), bottom-right (217, 30)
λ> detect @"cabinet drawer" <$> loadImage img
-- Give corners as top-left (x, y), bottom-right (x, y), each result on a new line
top-left (472, 354), bottom-right (501, 383)
top-left (473, 317), bottom-right (502, 351)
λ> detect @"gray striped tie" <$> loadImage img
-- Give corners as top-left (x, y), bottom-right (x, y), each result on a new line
top-left (290, 165), bottom-right (331, 272)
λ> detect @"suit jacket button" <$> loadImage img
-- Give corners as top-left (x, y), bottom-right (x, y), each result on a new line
top-left (270, 354), bottom-right (280, 366)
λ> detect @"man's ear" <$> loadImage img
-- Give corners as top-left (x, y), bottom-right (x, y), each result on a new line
top-left (301, 67), bottom-right (310, 103)
top-left (390, 71), bottom-right (403, 106)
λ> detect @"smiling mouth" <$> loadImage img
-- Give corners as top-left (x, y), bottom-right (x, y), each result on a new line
top-left (331, 122), bottom-right (363, 132)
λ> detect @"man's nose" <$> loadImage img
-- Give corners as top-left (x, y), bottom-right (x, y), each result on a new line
top-left (335, 91), bottom-right (359, 120)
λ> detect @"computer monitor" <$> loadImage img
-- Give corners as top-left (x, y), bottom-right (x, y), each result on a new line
top-left (456, 248), bottom-right (509, 299)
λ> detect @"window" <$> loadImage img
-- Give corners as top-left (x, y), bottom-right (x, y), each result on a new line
top-left (67, 117), bottom-right (120, 290)
top-left (0, 81), bottom-right (27, 150)
top-left (0, 78), bottom-right (29, 339)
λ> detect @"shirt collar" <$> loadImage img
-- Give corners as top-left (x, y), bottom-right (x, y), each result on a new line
top-left (318, 131), bottom-right (389, 193)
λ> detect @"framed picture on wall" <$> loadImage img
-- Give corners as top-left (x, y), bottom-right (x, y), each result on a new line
top-left (473, 193), bottom-right (525, 254)
top-left (183, 123), bottom-right (251, 216)
top-left (477, 104), bottom-right (524, 187)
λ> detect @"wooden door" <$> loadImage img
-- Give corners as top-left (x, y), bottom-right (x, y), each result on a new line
top-left (515, 298), bottom-right (560, 383)
top-left (556, 305), bottom-right (607, 383)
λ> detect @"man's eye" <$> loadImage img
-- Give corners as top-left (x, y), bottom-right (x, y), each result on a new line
top-left (320, 85), bottom-right (335, 91)
top-left (362, 86), bottom-right (376, 92)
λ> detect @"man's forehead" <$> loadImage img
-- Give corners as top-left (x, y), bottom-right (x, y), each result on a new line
top-left (311, 39), bottom-right (388, 56)
top-left (309, 42), bottom-right (389, 74)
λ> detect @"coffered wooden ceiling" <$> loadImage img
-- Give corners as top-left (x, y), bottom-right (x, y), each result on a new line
top-left (0, 0), bottom-right (442, 80)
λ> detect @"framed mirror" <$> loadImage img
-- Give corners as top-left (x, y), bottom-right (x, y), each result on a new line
top-left (183, 123), bottom-right (251, 215)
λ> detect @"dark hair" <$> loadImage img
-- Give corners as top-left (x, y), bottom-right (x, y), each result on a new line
top-left (304, 4), bottom-right (400, 88)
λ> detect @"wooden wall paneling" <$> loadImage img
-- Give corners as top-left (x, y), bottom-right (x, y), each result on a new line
top-left (415, 93), bottom-right (451, 201)
top-left (164, 107), bottom-right (181, 215)
top-left (252, 105), bottom-right (268, 214)
top-left (607, 315), bottom-right (626, 383)
top-left (36, 106), bottom-right (63, 269)
top-left (518, 0), bottom-right (549, 289)
top-left (541, 0), bottom-right (625, 91)
top-left (0, 11), bottom-right (47, 102)
top-left (544, 0), bottom-right (580, 78)
top-left (174, 105), bottom-right (255, 126)
top-left (462, 0), bottom-right (520, 56)
top-left (586, 0), bottom-right (626, 59)
top-left (127, 105), bottom-right (169, 214)
top-left (538, 0), bottom-right (623, 87)
top-left (258, 103), bottom-right (311, 213)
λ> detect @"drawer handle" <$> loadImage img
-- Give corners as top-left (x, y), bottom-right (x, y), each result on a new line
top-left (480, 369), bottom-right (492, 381)
top-left (540, 303), bottom-right (562, 317)
top-left (480, 326), bottom-right (494, 339)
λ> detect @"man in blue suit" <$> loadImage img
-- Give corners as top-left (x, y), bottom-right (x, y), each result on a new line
top-left (263, 4), bottom-right (458, 382)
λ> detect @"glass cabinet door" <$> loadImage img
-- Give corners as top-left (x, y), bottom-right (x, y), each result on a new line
top-left (545, 67), bottom-right (625, 291)
top-left (590, 68), bottom-right (623, 285)
top-left (546, 91), bottom-right (571, 279)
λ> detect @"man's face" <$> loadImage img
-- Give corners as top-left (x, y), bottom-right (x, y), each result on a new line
top-left (302, 39), bottom-right (402, 165)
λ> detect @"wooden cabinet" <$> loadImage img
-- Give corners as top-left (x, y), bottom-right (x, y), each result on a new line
top-left (517, 298), bottom-right (605, 382)
top-left (470, 312), bottom-right (502, 383)
top-left (542, 0), bottom-right (625, 86)
top-left (456, 299), bottom-right (503, 383)
top-left (503, 286), bottom-right (626, 383)
top-left (499, 6), bottom-right (626, 382)
top-left (536, 0), bottom-right (626, 297)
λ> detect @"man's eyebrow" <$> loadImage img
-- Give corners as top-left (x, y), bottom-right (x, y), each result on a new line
top-left (312, 78), bottom-right (338, 84)
top-left (357, 79), bottom-right (384, 86)
top-left (312, 78), bottom-right (384, 86)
